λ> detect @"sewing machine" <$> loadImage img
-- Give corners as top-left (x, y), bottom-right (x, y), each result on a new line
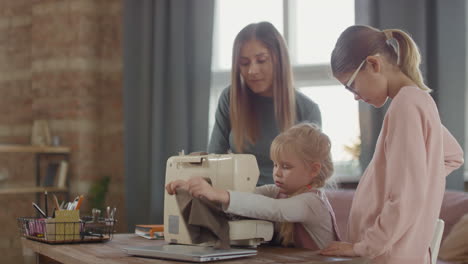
top-left (164, 153), bottom-right (274, 247)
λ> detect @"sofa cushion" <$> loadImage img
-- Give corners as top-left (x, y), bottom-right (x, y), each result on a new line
top-left (326, 189), bottom-right (468, 243)
top-left (438, 214), bottom-right (468, 263)
top-left (439, 191), bottom-right (468, 241)
top-left (437, 260), bottom-right (457, 264)
top-left (326, 189), bottom-right (355, 240)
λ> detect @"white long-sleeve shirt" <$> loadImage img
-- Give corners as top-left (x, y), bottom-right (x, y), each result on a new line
top-left (225, 184), bottom-right (335, 249)
top-left (348, 86), bottom-right (464, 264)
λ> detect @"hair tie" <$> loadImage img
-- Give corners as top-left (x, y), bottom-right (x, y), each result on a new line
top-left (384, 31), bottom-right (400, 65)
top-left (306, 184), bottom-right (312, 190)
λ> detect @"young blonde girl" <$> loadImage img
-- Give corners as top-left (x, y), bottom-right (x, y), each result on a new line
top-left (320, 25), bottom-right (464, 264)
top-left (167, 123), bottom-right (340, 249)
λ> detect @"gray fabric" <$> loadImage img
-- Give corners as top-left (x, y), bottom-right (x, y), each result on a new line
top-left (123, 0), bottom-right (214, 231)
top-left (176, 190), bottom-right (230, 249)
top-left (355, 0), bottom-right (465, 190)
top-left (208, 86), bottom-right (322, 186)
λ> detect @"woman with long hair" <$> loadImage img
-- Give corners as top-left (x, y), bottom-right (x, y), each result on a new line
top-left (208, 22), bottom-right (322, 185)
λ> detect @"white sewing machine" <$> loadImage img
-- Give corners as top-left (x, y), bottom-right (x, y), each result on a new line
top-left (164, 153), bottom-right (274, 247)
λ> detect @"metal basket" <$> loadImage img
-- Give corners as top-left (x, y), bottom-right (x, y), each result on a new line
top-left (17, 215), bottom-right (116, 244)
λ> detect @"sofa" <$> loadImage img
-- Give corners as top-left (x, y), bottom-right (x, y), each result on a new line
top-left (326, 189), bottom-right (468, 264)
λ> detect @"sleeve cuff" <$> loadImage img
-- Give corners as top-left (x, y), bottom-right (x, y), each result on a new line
top-left (222, 190), bottom-right (235, 212)
top-left (353, 241), bottom-right (367, 257)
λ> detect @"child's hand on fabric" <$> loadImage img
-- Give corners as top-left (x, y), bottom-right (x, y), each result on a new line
top-left (187, 177), bottom-right (230, 205)
top-left (165, 179), bottom-right (189, 195)
top-left (319, 241), bottom-right (358, 257)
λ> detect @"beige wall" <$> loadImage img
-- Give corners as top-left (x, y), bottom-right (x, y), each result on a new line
top-left (0, 0), bottom-right (126, 263)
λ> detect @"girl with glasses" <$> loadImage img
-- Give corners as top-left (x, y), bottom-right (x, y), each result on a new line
top-left (320, 25), bottom-right (464, 264)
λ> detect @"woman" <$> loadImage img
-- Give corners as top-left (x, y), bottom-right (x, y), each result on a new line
top-left (208, 22), bottom-right (322, 185)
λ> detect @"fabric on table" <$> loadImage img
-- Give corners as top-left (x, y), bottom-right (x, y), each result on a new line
top-left (176, 189), bottom-right (230, 249)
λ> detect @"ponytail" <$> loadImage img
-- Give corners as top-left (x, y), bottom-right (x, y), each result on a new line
top-left (278, 186), bottom-right (309, 247)
top-left (383, 29), bottom-right (431, 92)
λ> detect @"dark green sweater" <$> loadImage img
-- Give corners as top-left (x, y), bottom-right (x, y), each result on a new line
top-left (208, 87), bottom-right (322, 185)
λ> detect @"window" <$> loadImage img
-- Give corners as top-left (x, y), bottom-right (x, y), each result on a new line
top-left (300, 86), bottom-right (361, 180)
top-left (210, 0), bottom-right (360, 182)
top-left (212, 0), bottom-right (283, 70)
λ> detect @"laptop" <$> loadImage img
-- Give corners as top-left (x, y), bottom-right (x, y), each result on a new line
top-left (123, 244), bottom-right (257, 262)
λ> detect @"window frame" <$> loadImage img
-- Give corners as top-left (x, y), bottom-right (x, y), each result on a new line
top-left (211, 1), bottom-right (340, 95)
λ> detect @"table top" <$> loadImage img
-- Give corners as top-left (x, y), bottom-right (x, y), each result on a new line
top-left (22, 233), bottom-right (368, 264)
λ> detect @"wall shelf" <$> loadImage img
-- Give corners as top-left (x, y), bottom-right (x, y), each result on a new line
top-left (0, 186), bottom-right (68, 195)
top-left (0, 144), bottom-right (71, 207)
top-left (0, 144), bottom-right (70, 154)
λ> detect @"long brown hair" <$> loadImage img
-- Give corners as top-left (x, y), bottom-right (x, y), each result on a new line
top-left (231, 22), bottom-right (296, 152)
top-left (270, 123), bottom-right (334, 246)
top-left (331, 25), bottom-right (430, 92)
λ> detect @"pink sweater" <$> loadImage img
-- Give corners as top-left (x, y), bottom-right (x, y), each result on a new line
top-left (348, 86), bottom-right (464, 264)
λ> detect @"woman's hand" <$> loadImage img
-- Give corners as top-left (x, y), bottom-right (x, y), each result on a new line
top-left (186, 177), bottom-right (230, 206)
top-left (165, 180), bottom-right (189, 195)
top-left (320, 241), bottom-right (358, 257)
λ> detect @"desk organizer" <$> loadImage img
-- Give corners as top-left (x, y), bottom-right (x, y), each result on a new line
top-left (17, 211), bottom-right (116, 244)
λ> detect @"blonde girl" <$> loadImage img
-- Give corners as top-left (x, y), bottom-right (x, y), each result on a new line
top-left (168, 123), bottom-right (340, 249)
top-left (320, 25), bottom-right (464, 264)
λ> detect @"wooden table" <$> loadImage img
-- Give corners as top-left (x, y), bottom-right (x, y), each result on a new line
top-left (22, 233), bottom-right (368, 264)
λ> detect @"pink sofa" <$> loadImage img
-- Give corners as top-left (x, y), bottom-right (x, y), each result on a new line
top-left (326, 189), bottom-right (468, 264)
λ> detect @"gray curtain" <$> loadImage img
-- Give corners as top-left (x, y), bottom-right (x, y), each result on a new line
top-left (355, 0), bottom-right (465, 190)
top-left (123, 0), bottom-right (215, 231)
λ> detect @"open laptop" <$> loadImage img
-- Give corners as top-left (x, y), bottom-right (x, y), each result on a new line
top-left (123, 244), bottom-right (257, 262)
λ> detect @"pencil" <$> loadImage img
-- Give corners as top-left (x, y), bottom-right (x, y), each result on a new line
top-left (53, 194), bottom-right (60, 211)
top-left (75, 195), bottom-right (84, 210)
top-left (32, 202), bottom-right (47, 218)
top-left (44, 191), bottom-right (48, 217)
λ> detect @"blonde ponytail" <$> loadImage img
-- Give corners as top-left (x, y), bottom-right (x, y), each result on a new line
top-left (278, 186), bottom-right (310, 246)
top-left (383, 29), bottom-right (431, 92)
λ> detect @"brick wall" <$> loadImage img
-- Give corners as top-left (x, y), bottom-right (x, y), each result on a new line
top-left (0, 1), bottom-right (125, 263)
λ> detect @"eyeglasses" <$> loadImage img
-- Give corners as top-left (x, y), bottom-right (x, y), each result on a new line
top-left (344, 54), bottom-right (380, 96)
top-left (344, 59), bottom-right (366, 96)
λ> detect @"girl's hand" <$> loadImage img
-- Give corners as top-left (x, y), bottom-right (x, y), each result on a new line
top-left (187, 177), bottom-right (230, 206)
top-left (165, 180), bottom-right (189, 195)
top-left (319, 241), bottom-right (358, 257)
